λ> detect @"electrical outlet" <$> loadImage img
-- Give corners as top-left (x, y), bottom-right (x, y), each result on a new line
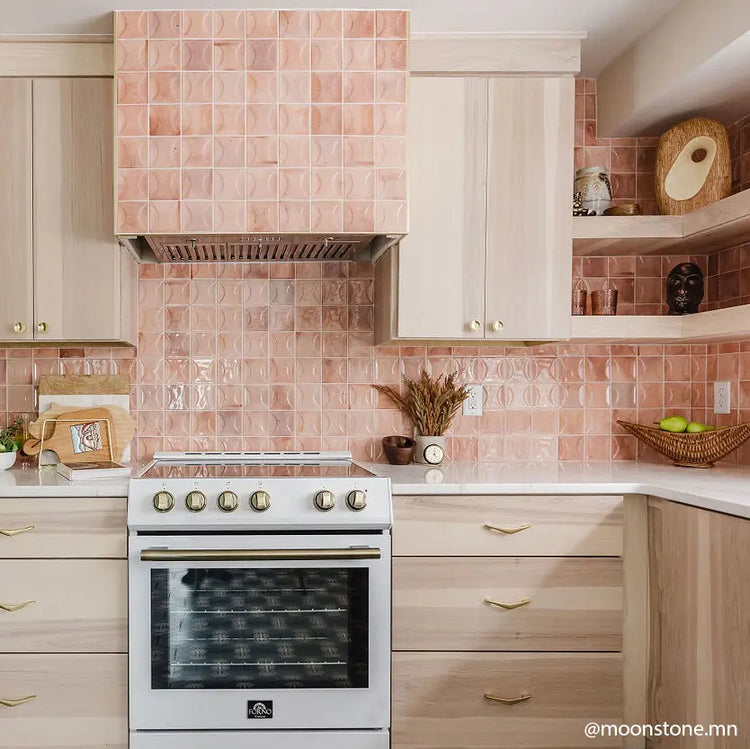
top-left (463, 385), bottom-right (483, 416)
top-left (714, 381), bottom-right (731, 414)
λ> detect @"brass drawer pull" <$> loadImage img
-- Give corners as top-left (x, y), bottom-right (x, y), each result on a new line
top-left (0, 601), bottom-right (35, 613)
top-left (484, 692), bottom-right (532, 706)
top-left (483, 522), bottom-right (531, 535)
top-left (484, 597), bottom-right (531, 611)
top-left (0, 695), bottom-right (36, 708)
top-left (0, 525), bottom-right (35, 538)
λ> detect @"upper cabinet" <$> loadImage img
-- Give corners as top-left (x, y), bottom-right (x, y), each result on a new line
top-left (375, 74), bottom-right (575, 344)
top-left (114, 9), bottom-right (409, 236)
top-left (0, 78), bottom-right (136, 346)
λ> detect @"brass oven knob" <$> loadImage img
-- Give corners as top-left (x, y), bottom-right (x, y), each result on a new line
top-left (250, 490), bottom-right (271, 512)
top-left (185, 490), bottom-right (207, 512)
top-left (218, 491), bottom-right (239, 512)
top-left (346, 490), bottom-right (367, 511)
top-left (314, 490), bottom-right (335, 512)
top-left (153, 491), bottom-right (175, 513)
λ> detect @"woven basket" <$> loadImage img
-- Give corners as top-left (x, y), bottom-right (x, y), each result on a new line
top-left (617, 420), bottom-right (750, 468)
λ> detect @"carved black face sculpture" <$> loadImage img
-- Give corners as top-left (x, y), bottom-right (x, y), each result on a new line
top-left (667, 262), bottom-right (704, 315)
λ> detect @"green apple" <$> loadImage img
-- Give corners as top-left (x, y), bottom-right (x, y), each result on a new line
top-left (659, 416), bottom-right (689, 433)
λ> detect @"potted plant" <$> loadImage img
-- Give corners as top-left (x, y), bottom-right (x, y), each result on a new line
top-left (0, 417), bottom-right (21, 471)
top-left (374, 371), bottom-right (468, 465)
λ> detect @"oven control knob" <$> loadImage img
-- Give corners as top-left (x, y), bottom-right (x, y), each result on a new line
top-left (218, 491), bottom-right (239, 512)
top-left (153, 491), bottom-right (175, 513)
top-left (314, 490), bottom-right (335, 512)
top-left (346, 490), bottom-right (367, 511)
top-left (185, 490), bottom-right (207, 512)
top-left (250, 490), bottom-right (271, 512)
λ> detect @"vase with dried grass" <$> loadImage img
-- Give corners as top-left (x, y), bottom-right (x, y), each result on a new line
top-left (373, 371), bottom-right (469, 464)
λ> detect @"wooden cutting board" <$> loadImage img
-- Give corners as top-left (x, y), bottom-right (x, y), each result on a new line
top-left (25, 407), bottom-right (124, 464)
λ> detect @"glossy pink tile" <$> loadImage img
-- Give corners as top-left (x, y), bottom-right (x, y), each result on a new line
top-left (149, 169), bottom-right (180, 200)
top-left (247, 104), bottom-right (279, 135)
top-left (247, 72), bottom-right (278, 103)
top-left (279, 169), bottom-right (310, 199)
top-left (312, 10), bottom-right (342, 38)
top-left (149, 40), bottom-right (180, 71)
top-left (149, 137), bottom-right (181, 168)
top-left (182, 104), bottom-right (212, 135)
top-left (344, 40), bottom-right (375, 70)
top-left (182, 137), bottom-right (213, 168)
top-left (116, 11), bottom-right (148, 39)
top-left (117, 40), bottom-right (147, 71)
top-left (246, 40), bottom-right (278, 70)
top-left (246, 169), bottom-right (278, 200)
top-left (215, 41), bottom-right (245, 71)
top-left (312, 105), bottom-right (342, 136)
top-left (312, 39), bottom-right (343, 70)
top-left (213, 10), bottom-right (245, 39)
top-left (182, 10), bottom-right (212, 38)
top-left (312, 201), bottom-right (343, 232)
top-left (183, 40), bottom-right (213, 71)
top-left (279, 39), bottom-right (311, 70)
top-left (246, 10), bottom-right (278, 38)
top-left (376, 10), bottom-right (408, 39)
top-left (116, 201), bottom-right (148, 233)
top-left (247, 201), bottom-right (278, 231)
top-left (279, 201), bottom-right (311, 232)
top-left (117, 73), bottom-right (148, 104)
top-left (182, 72), bottom-right (213, 103)
top-left (149, 10), bottom-right (181, 39)
top-left (279, 10), bottom-right (310, 38)
top-left (149, 105), bottom-right (180, 136)
top-left (117, 105), bottom-right (148, 136)
top-left (214, 72), bottom-right (245, 103)
top-left (118, 137), bottom-right (149, 168)
top-left (182, 169), bottom-right (213, 200)
top-left (215, 104), bottom-right (246, 136)
top-left (181, 201), bottom-right (213, 232)
top-left (149, 201), bottom-right (180, 233)
top-left (279, 105), bottom-right (310, 135)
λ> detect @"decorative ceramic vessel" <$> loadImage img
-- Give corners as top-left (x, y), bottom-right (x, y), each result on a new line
top-left (0, 451), bottom-right (17, 471)
top-left (574, 166), bottom-right (612, 215)
top-left (414, 435), bottom-right (447, 465)
top-left (382, 435), bottom-right (416, 465)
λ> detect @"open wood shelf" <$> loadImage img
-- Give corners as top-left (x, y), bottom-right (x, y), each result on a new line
top-left (573, 189), bottom-right (750, 256)
top-left (570, 304), bottom-right (750, 343)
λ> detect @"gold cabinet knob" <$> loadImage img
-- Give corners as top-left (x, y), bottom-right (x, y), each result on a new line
top-left (36, 322), bottom-right (48, 334)
top-left (468, 319), bottom-right (481, 332)
top-left (490, 320), bottom-right (504, 333)
top-left (11, 322), bottom-right (26, 334)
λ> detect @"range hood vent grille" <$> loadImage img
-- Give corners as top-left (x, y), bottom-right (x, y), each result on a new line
top-left (142, 234), bottom-right (398, 263)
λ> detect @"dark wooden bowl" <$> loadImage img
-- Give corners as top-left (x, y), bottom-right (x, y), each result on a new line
top-left (383, 435), bottom-right (416, 465)
top-left (603, 203), bottom-right (642, 216)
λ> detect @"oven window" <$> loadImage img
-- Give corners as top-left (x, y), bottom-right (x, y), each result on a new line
top-left (150, 567), bottom-right (369, 689)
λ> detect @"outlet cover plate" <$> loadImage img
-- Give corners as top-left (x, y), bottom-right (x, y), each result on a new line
top-left (463, 384), bottom-right (483, 417)
top-left (714, 381), bottom-right (731, 414)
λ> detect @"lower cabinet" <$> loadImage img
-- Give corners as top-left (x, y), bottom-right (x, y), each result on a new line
top-left (648, 498), bottom-right (750, 748)
top-left (0, 497), bottom-right (128, 748)
top-left (391, 494), bottom-right (632, 749)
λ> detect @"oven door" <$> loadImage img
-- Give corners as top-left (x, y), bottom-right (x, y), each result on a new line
top-left (129, 532), bottom-right (390, 731)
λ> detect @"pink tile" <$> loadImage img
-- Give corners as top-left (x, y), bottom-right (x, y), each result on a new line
top-left (149, 10), bottom-right (181, 38)
top-left (247, 201), bottom-right (279, 231)
top-left (279, 169), bottom-right (310, 199)
top-left (150, 137), bottom-right (181, 168)
top-left (182, 103), bottom-right (212, 135)
top-left (214, 169), bottom-right (246, 200)
top-left (279, 201), bottom-right (311, 232)
top-left (246, 10), bottom-right (278, 38)
top-left (214, 71), bottom-right (245, 103)
top-left (215, 137), bottom-right (245, 168)
top-left (181, 201), bottom-right (213, 232)
top-left (312, 72), bottom-right (343, 103)
top-left (312, 169), bottom-right (343, 199)
top-left (279, 39), bottom-right (311, 70)
top-left (312, 105), bottom-right (343, 136)
top-left (117, 201), bottom-right (148, 233)
top-left (117, 137), bottom-right (149, 168)
top-left (344, 202), bottom-right (374, 232)
top-left (345, 137), bottom-right (375, 167)
top-left (182, 137), bottom-right (213, 168)
top-left (312, 39), bottom-right (343, 70)
top-left (117, 73), bottom-right (148, 104)
top-left (375, 136), bottom-right (406, 167)
top-left (149, 39), bottom-right (180, 71)
top-left (248, 104), bottom-right (279, 135)
top-left (312, 201), bottom-right (343, 232)
top-left (182, 169), bottom-right (213, 200)
top-left (343, 72), bottom-right (375, 103)
top-left (376, 10), bottom-right (408, 39)
top-left (182, 72), bottom-right (213, 103)
top-left (376, 71), bottom-right (407, 102)
top-left (312, 10), bottom-right (342, 38)
top-left (344, 104), bottom-right (374, 136)
top-left (117, 39), bottom-right (147, 71)
top-left (280, 72), bottom-right (311, 103)
top-left (279, 105), bottom-right (310, 135)
top-left (246, 40), bottom-right (278, 70)
top-left (149, 169), bottom-right (180, 200)
top-left (183, 40), bottom-right (213, 71)
top-left (213, 10), bottom-right (245, 38)
top-left (279, 137), bottom-right (310, 167)
top-left (118, 168), bottom-right (148, 200)
top-left (246, 136), bottom-right (278, 167)
top-left (182, 10), bottom-right (212, 38)
top-left (376, 104), bottom-right (407, 135)
top-left (117, 105), bottom-right (148, 136)
top-left (311, 136), bottom-right (342, 167)
top-left (215, 201), bottom-right (247, 232)
top-left (247, 169), bottom-right (278, 200)
top-left (116, 11), bottom-right (148, 39)
top-left (215, 41), bottom-right (245, 71)
top-left (344, 168), bottom-right (375, 199)
top-left (344, 40), bottom-right (375, 70)
top-left (247, 72), bottom-right (278, 103)
top-left (149, 105), bottom-right (181, 136)
top-left (215, 104), bottom-right (246, 135)
top-left (376, 169), bottom-right (407, 200)
top-left (279, 10), bottom-right (310, 38)
top-left (149, 201), bottom-right (181, 233)
top-left (149, 72), bottom-right (180, 104)
top-left (345, 10), bottom-right (375, 38)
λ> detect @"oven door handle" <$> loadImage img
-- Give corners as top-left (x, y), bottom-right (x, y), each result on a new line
top-left (139, 547), bottom-right (382, 562)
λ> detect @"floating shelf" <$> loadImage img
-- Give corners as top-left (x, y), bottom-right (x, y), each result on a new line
top-left (570, 304), bottom-right (750, 343)
top-left (573, 189), bottom-right (750, 256)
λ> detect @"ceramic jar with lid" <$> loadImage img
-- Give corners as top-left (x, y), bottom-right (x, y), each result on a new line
top-left (574, 166), bottom-right (612, 215)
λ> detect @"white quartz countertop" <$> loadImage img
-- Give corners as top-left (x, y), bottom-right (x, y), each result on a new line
top-left (363, 461), bottom-right (750, 519)
top-left (0, 464), bottom-right (132, 497)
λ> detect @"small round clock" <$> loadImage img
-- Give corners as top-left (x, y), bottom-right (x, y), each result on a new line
top-left (422, 442), bottom-right (445, 465)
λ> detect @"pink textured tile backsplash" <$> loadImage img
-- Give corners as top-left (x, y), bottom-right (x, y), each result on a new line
top-left (1, 262), bottom-right (749, 465)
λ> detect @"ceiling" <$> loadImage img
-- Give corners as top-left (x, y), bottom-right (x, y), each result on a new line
top-left (0, 0), bottom-right (684, 74)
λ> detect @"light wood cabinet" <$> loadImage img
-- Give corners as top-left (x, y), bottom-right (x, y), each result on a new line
top-left (375, 74), bottom-right (574, 344)
top-left (648, 499), bottom-right (750, 747)
top-left (0, 77), bottom-right (136, 346)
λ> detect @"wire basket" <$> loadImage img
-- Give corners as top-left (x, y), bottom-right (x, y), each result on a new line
top-left (617, 420), bottom-right (750, 468)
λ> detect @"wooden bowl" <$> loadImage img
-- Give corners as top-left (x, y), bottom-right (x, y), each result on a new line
top-left (383, 435), bottom-right (416, 465)
top-left (603, 203), bottom-right (642, 216)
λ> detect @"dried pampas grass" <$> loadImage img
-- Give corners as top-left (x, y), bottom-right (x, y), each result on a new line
top-left (373, 370), bottom-right (469, 437)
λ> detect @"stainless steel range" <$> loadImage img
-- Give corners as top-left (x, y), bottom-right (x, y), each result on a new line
top-left (127, 451), bottom-right (392, 749)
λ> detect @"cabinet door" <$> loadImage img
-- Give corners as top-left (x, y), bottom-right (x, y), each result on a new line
top-left (32, 78), bottom-right (122, 342)
top-left (485, 77), bottom-right (574, 341)
top-left (0, 79), bottom-right (33, 342)
top-left (649, 499), bottom-right (750, 747)
top-left (397, 76), bottom-right (487, 339)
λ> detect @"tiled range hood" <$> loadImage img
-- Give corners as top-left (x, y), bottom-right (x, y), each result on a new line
top-left (114, 9), bottom-right (408, 262)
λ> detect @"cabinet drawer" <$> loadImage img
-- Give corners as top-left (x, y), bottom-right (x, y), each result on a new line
top-left (392, 652), bottom-right (622, 749)
top-left (394, 495), bottom-right (623, 556)
top-left (0, 559), bottom-right (126, 653)
top-left (393, 557), bottom-right (622, 651)
top-left (0, 653), bottom-right (127, 748)
top-left (0, 497), bottom-right (126, 558)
